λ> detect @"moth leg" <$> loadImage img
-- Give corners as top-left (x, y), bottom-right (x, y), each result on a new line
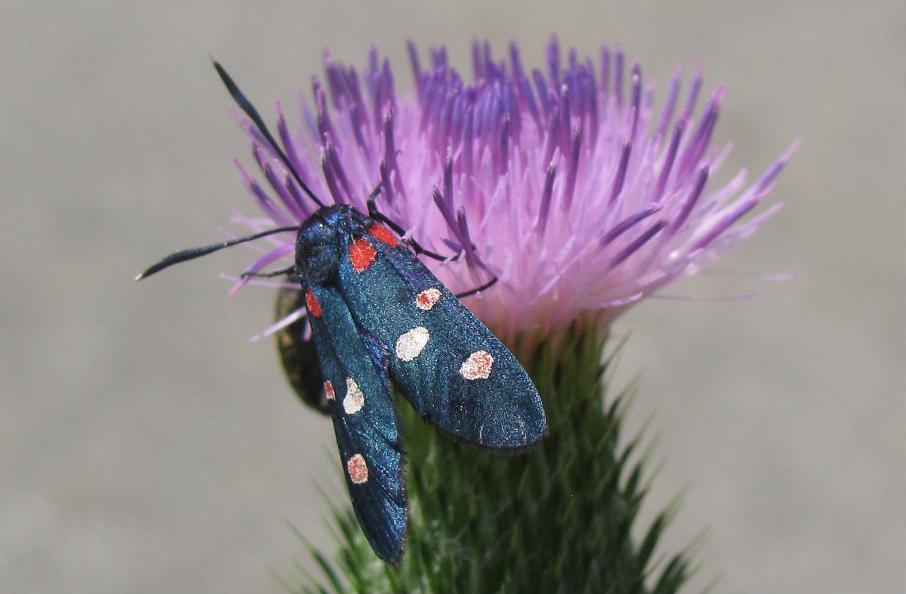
top-left (405, 238), bottom-right (458, 263)
top-left (455, 276), bottom-right (498, 299)
top-left (367, 198), bottom-right (461, 263)
top-left (241, 266), bottom-right (298, 279)
top-left (367, 181), bottom-right (382, 202)
top-left (366, 197), bottom-right (404, 235)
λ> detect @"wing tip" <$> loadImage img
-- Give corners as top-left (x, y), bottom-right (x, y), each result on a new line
top-left (366, 505), bottom-right (407, 565)
top-left (383, 544), bottom-right (405, 566)
top-left (463, 410), bottom-right (548, 452)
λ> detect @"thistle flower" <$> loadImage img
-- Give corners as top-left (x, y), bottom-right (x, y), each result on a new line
top-left (228, 37), bottom-right (792, 342)
top-left (203, 39), bottom-right (797, 592)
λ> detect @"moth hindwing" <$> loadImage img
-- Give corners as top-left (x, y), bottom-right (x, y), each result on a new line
top-left (296, 204), bottom-right (547, 563)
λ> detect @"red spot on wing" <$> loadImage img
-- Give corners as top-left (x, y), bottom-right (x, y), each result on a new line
top-left (349, 237), bottom-right (377, 272)
top-left (368, 223), bottom-right (399, 247)
top-left (347, 454), bottom-right (369, 484)
top-left (305, 288), bottom-right (322, 317)
top-left (460, 350), bottom-right (494, 380)
top-left (416, 288), bottom-right (442, 310)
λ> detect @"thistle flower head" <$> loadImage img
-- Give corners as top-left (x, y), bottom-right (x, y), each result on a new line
top-left (228, 38), bottom-right (793, 340)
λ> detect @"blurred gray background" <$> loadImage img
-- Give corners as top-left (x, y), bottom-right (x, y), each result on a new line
top-left (2, 1), bottom-right (903, 593)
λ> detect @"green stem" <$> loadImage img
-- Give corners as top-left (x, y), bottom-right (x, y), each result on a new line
top-left (294, 329), bottom-right (691, 594)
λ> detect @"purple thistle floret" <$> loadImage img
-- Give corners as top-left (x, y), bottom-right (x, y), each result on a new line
top-left (226, 38), bottom-right (794, 340)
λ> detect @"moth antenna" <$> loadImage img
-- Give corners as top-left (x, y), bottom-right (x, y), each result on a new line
top-left (135, 225), bottom-right (299, 281)
top-left (212, 60), bottom-right (326, 208)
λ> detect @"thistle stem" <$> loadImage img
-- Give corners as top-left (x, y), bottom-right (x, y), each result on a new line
top-left (295, 330), bottom-right (691, 594)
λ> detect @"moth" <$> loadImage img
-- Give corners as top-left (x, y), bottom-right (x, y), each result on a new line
top-left (137, 63), bottom-right (547, 564)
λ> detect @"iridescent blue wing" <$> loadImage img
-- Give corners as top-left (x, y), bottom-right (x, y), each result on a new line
top-left (304, 282), bottom-right (406, 564)
top-left (335, 222), bottom-right (547, 450)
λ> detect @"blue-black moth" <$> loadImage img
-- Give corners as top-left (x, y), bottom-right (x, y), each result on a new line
top-left (137, 62), bottom-right (547, 564)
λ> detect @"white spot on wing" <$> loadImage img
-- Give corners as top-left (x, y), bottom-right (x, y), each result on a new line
top-left (459, 350), bottom-right (494, 380)
top-left (343, 378), bottom-right (365, 414)
top-left (415, 288), bottom-right (442, 310)
top-left (346, 454), bottom-right (368, 484)
top-left (395, 326), bottom-right (430, 361)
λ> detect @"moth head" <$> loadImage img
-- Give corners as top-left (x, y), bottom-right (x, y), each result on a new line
top-left (295, 218), bottom-right (340, 283)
